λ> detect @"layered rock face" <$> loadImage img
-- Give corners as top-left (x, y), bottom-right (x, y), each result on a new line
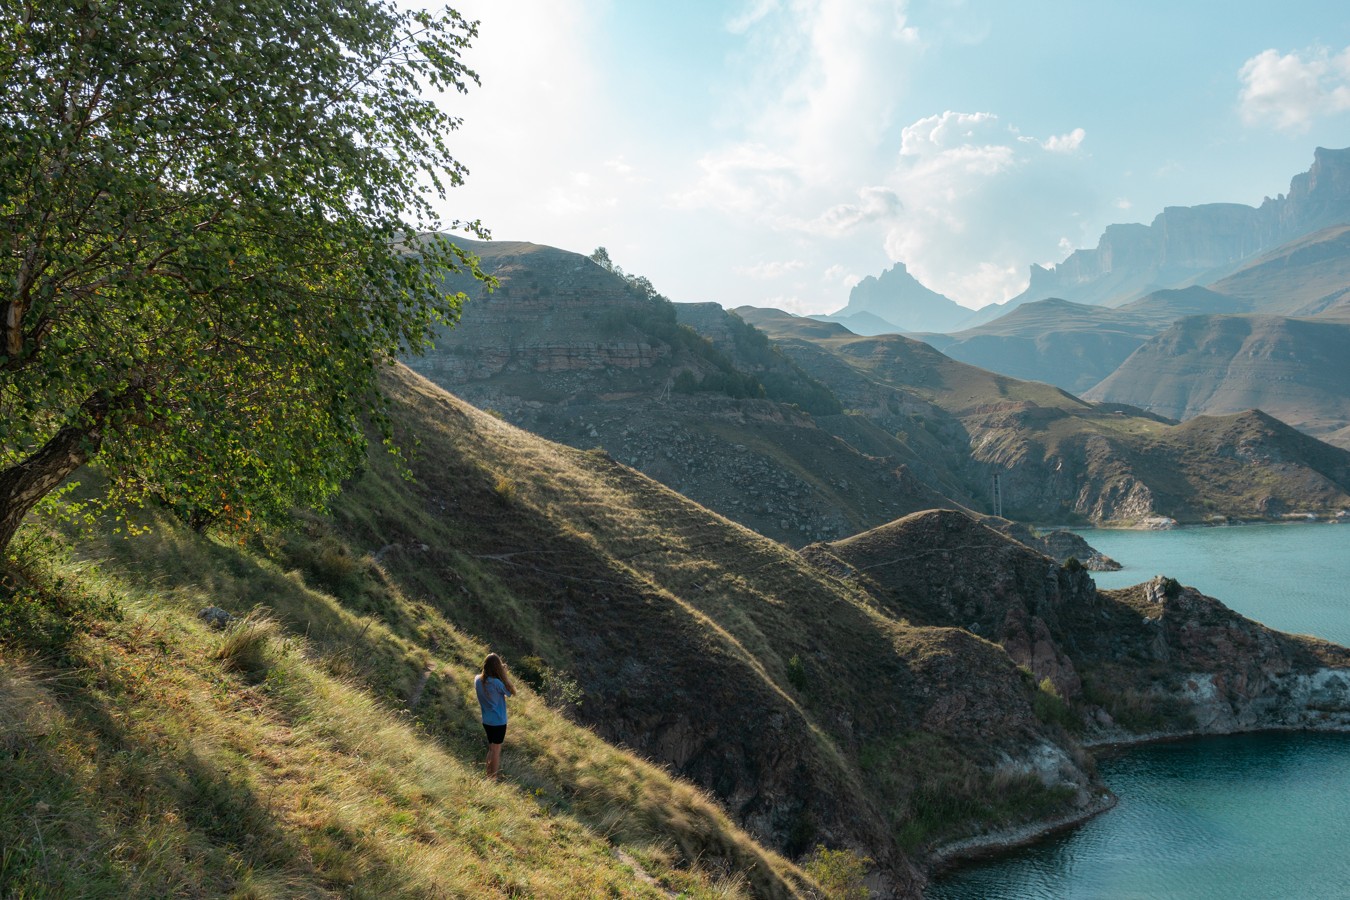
top-left (1072, 576), bottom-right (1350, 740)
top-left (411, 240), bottom-right (971, 546)
top-left (740, 306), bottom-right (1350, 525)
top-left (1016, 147), bottom-right (1350, 307)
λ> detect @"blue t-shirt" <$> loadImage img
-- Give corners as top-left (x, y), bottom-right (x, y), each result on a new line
top-left (475, 675), bottom-right (512, 726)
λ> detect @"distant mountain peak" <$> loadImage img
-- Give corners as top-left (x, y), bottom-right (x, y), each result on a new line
top-left (815, 261), bottom-right (973, 334)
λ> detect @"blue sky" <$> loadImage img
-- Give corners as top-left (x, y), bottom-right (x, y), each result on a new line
top-left (437, 0), bottom-right (1350, 312)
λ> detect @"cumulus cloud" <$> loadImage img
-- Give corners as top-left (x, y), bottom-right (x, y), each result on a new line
top-left (799, 186), bottom-right (902, 235)
top-left (1238, 46), bottom-right (1350, 131)
top-left (823, 264), bottom-right (863, 289)
top-left (880, 110), bottom-right (1095, 305)
top-left (1042, 127), bottom-right (1086, 153)
top-left (670, 144), bottom-right (804, 215)
top-left (675, 0), bottom-right (919, 216)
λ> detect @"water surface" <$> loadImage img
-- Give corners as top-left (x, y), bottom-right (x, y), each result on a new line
top-left (1083, 522), bottom-right (1350, 645)
top-left (929, 732), bottom-right (1350, 899)
top-left (928, 524), bottom-right (1350, 899)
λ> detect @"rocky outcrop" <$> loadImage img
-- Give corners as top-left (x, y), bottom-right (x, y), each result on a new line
top-left (802, 515), bottom-right (1350, 751)
top-left (802, 509), bottom-right (1099, 699)
top-left (740, 306), bottom-right (1350, 525)
top-left (1073, 576), bottom-right (1350, 742)
top-left (410, 240), bottom-right (977, 547)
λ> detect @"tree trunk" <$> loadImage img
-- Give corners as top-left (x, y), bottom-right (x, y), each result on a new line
top-left (0, 392), bottom-right (117, 557)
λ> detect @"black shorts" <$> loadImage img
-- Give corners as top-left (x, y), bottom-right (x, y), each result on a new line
top-left (483, 722), bottom-right (507, 745)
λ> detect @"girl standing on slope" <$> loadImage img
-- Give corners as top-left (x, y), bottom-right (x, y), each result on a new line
top-left (475, 653), bottom-right (515, 780)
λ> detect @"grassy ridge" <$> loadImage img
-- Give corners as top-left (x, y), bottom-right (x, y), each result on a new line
top-left (0, 504), bottom-right (813, 897)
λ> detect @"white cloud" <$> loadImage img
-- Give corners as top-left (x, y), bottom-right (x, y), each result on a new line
top-left (736, 259), bottom-right (806, 279)
top-left (798, 186), bottom-right (903, 235)
top-left (676, 0), bottom-right (919, 215)
top-left (880, 110), bottom-right (1096, 305)
top-left (726, 0), bottom-right (781, 35)
top-left (762, 294), bottom-right (816, 315)
top-left (1042, 127), bottom-right (1086, 153)
top-left (1238, 46), bottom-right (1350, 131)
top-left (670, 144), bottom-right (805, 216)
top-left (1114, 198), bottom-right (1132, 210)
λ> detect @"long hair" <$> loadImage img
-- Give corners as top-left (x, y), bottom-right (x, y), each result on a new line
top-left (482, 652), bottom-right (506, 683)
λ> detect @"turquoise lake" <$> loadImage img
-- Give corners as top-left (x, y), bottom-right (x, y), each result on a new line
top-left (928, 523), bottom-right (1350, 899)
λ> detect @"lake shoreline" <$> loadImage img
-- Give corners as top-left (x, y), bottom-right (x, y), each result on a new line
top-left (926, 721), bottom-right (1350, 889)
top-left (925, 791), bottom-right (1118, 875)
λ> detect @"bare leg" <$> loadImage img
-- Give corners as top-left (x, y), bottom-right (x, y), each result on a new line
top-left (486, 741), bottom-right (502, 780)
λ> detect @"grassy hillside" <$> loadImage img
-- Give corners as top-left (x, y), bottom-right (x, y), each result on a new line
top-left (915, 288), bottom-right (1248, 393)
top-left (2, 365), bottom-right (1111, 898)
top-left (8, 365), bottom-right (1349, 897)
top-left (0, 470), bottom-right (818, 893)
top-left (737, 308), bottom-right (1350, 524)
top-left (1086, 314), bottom-right (1350, 450)
top-left (1208, 225), bottom-right (1350, 316)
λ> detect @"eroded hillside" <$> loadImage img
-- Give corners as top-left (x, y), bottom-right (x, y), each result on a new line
top-left (738, 308), bottom-right (1350, 524)
top-left (408, 240), bottom-right (979, 546)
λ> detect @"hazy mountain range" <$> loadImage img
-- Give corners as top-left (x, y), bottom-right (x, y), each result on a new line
top-left (787, 149), bottom-right (1350, 450)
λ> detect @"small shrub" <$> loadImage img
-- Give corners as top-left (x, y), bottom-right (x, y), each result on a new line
top-left (210, 611), bottom-right (280, 680)
top-left (493, 475), bottom-right (517, 505)
top-left (804, 845), bottom-right (871, 900)
top-left (1032, 677), bottom-right (1077, 731)
top-left (1161, 576), bottom-right (1182, 599)
top-left (1064, 556), bottom-right (1083, 573)
top-left (786, 654), bottom-right (808, 692)
top-left (516, 655), bottom-right (547, 691)
top-left (515, 655), bottom-right (584, 716)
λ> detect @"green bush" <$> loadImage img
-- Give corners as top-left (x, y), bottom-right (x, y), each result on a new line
top-left (786, 654), bottom-right (808, 692)
top-left (804, 845), bottom-right (871, 899)
top-left (1032, 677), bottom-right (1078, 731)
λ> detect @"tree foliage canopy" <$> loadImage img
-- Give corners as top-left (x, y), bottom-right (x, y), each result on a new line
top-left (0, 0), bottom-right (486, 548)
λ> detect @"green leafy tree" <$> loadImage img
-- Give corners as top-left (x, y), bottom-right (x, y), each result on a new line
top-left (0, 0), bottom-right (487, 553)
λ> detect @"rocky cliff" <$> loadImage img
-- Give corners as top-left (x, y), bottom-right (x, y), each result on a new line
top-left (411, 240), bottom-right (979, 546)
top-left (803, 510), bottom-right (1350, 765)
top-left (919, 288), bottom-right (1248, 394)
top-left (1013, 147), bottom-right (1350, 308)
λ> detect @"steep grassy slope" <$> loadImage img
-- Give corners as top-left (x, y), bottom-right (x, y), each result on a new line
top-left (0, 455), bottom-right (821, 893)
top-left (340, 367), bottom-right (1100, 894)
top-left (8, 366), bottom-right (1349, 897)
top-left (409, 239), bottom-right (974, 546)
top-left (1086, 315), bottom-right (1350, 449)
top-left (737, 308), bottom-right (1350, 524)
